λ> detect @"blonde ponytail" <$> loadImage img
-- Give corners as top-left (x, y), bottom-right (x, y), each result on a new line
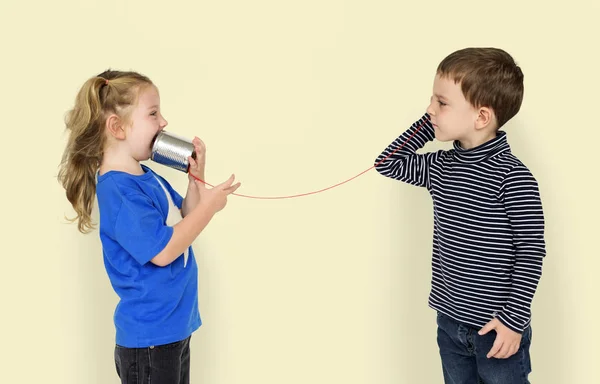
top-left (58, 70), bottom-right (153, 233)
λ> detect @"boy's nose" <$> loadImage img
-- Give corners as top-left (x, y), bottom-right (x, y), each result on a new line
top-left (426, 97), bottom-right (435, 115)
top-left (426, 103), bottom-right (435, 115)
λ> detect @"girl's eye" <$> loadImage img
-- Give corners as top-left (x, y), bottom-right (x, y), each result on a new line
top-left (150, 111), bottom-right (157, 116)
top-left (438, 101), bottom-right (446, 107)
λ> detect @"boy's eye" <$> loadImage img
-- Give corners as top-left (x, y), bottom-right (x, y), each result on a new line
top-left (438, 101), bottom-right (447, 106)
top-left (150, 111), bottom-right (157, 116)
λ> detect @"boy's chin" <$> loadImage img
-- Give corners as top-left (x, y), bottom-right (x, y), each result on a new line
top-left (434, 131), bottom-right (453, 142)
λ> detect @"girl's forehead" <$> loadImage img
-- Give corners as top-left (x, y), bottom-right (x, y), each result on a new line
top-left (137, 85), bottom-right (160, 106)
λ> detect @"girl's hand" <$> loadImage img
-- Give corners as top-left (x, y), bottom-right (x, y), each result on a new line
top-left (188, 136), bottom-right (206, 182)
top-left (182, 137), bottom-right (206, 216)
top-left (196, 174), bottom-right (241, 213)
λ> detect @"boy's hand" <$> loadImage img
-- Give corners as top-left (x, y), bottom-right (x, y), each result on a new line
top-left (478, 318), bottom-right (522, 359)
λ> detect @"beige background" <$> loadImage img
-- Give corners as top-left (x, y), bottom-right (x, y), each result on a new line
top-left (1, 0), bottom-right (598, 383)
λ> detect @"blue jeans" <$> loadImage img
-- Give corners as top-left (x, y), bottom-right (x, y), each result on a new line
top-left (114, 336), bottom-right (191, 384)
top-left (436, 312), bottom-right (532, 384)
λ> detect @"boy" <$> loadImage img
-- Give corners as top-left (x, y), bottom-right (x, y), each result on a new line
top-left (374, 47), bottom-right (545, 383)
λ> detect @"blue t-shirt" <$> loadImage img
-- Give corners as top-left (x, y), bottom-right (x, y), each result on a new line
top-left (96, 164), bottom-right (201, 348)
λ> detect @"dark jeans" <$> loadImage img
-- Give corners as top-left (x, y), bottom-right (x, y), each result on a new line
top-left (436, 312), bottom-right (532, 384)
top-left (114, 336), bottom-right (191, 384)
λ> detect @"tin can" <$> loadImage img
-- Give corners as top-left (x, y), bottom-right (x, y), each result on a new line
top-left (150, 131), bottom-right (196, 172)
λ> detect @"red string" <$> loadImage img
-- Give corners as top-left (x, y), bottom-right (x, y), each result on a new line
top-left (188, 118), bottom-right (428, 200)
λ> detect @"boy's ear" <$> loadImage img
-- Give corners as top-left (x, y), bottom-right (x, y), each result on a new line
top-left (106, 114), bottom-right (126, 140)
top-left (475, 107), bottom-right (496, 130)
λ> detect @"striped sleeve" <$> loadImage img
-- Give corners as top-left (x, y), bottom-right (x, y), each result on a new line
top-left (374, 113), bottom-right (438, 188)
top-left (496, 165), bottom-right (546, 333)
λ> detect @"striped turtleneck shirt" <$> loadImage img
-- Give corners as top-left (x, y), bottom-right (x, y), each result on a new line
top-left (374, 113), bottom-right (546, 333)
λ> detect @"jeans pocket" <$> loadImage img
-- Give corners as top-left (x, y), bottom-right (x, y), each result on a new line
top-left (114, 347), bottom-right (121, 377)
top-left (436, 311), bottom-right (449, 327)
top-left (521, 326), bottom-right (532, 345)
top-left (154, 336), bottom-right (189, 351)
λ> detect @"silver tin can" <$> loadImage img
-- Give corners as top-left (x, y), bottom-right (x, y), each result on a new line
top-left (150, 131), bottom-right (196, 172)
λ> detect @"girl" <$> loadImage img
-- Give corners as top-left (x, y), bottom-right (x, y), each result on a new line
top-left (58, 70), bottom-right (240, 384)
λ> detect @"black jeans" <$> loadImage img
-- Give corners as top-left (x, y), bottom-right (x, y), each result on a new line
top-left (114, 336), bottom-right (191, 384)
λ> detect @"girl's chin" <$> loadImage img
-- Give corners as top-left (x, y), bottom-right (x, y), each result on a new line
top-left (136, 152), bottom-right (152, 162)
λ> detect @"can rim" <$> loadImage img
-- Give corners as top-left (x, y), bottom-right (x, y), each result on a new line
top-left (150, 131), bottom-right (165, 160)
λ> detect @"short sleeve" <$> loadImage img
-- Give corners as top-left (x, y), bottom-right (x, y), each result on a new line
top-left (114, 192), bottom-right (174, 265)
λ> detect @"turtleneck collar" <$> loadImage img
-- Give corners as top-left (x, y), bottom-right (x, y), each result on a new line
top-left (452, 130), bottom-right (511, 163)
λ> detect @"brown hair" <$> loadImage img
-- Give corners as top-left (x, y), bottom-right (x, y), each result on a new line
top-left (437, 47), bottom-right (524, 128)
top-left (57, 70), bottom-right (153, 233)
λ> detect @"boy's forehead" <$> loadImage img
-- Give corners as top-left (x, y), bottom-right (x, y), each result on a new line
top-left (434, 74), bottom-right (462, 98)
